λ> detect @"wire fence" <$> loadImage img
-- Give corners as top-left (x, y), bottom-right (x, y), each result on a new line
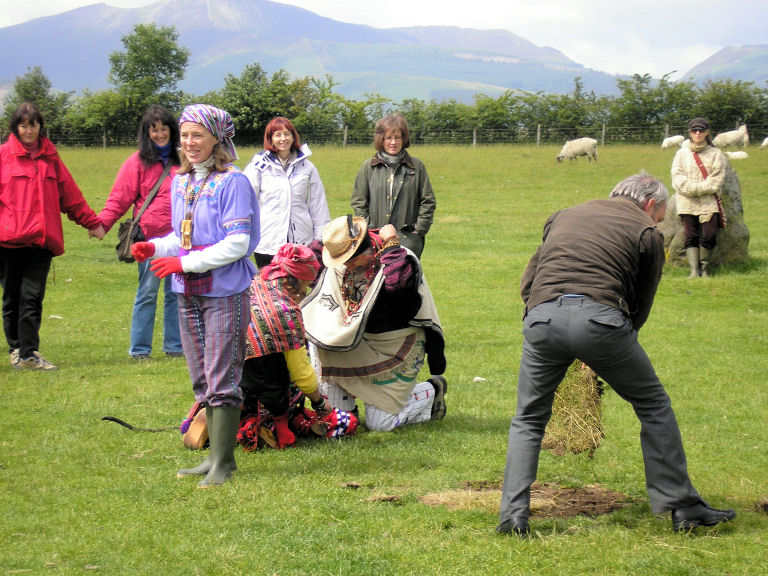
top-left (32, 124), bottom-right (768, 148)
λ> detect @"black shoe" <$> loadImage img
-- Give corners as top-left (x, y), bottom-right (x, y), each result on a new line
top-left (428, 375), bottom-right (447, 420)
top-left (496, 517), bottom-right (530, 537)
top-left (671, 500), bottom-right (736, 532)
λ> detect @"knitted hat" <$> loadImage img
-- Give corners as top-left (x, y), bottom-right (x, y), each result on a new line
top-left (261, 243), bottom-right (320, 282)
top-left (179, 104), bottom-right (238, 160)
top-left (321, 214), bottom-right (368, 267)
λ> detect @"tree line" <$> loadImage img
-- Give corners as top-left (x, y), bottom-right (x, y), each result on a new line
top-left (3, 23), bottom-right (768, 147)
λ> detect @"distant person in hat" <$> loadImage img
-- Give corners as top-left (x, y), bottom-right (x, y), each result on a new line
top-left (131, 104), bottom-right (260, 488)
top-left (671, 117), bottom-right (727, 277)
top-left (301, 215), bottom-right (447, 431)
top-left (351, 113), bottom-right (436, 259)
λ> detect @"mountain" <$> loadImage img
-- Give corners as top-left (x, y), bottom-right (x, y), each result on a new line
top-left (685, 45), bottom-right (768, 84)
top-left (0, 0), bottom-right (622, 102)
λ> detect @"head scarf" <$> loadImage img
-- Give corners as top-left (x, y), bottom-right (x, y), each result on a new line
top-left (261, 243), bottom-right (320, 283)
top-left (179, 104), bottom-right (238, 160)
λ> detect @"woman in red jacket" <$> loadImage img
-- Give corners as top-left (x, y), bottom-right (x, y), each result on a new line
top-left (95, 105), bottom-right (182, 360)
top-left (0, 102), bottom-right (103, 370)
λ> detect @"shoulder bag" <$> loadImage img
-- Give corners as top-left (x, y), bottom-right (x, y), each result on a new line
top-left (116, 163), bottom-right (172, 263)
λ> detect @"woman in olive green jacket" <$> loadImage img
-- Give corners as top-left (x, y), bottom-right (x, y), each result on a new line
top-left (350, 114), bottom-right (436, 259)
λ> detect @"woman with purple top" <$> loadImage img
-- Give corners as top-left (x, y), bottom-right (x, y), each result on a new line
top-left (131, 104), bottom-right (260, 488)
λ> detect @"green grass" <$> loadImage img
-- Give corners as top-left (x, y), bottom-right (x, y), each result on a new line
top-left (2, 144), bottom-right (767, 575)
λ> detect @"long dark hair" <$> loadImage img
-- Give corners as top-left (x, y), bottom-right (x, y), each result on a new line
top-left (137, 105), bottom-right (180, 166)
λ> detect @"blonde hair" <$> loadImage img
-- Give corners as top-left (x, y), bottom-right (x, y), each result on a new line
top-left (177, 143), bottom-right (233, 174)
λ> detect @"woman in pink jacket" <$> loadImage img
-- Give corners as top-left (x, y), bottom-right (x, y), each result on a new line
top-left (95, 105), bottom-right (182, 359)
top-left (0, 102), bottom-right (102, 370)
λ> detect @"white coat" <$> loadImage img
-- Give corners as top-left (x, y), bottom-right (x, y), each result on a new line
top-left (243, 144), bottom-right (330, 256)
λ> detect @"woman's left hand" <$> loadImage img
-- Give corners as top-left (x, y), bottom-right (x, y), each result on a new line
top-left (150, 257), bottom-right (183, 278)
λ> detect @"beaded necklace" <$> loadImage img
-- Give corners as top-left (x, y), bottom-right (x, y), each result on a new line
top-left (180, 171), bottom-right (212, 250)
top-left (340, 256), bottom-right (379, 315)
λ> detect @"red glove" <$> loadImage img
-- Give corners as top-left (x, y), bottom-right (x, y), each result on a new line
top-left (131, 242), bottom-right (156, 262)
top-left (150, 257), bottom-right (183, 278)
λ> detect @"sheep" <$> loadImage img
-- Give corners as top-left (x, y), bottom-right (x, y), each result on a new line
top-left (713, 124), bottom-right (749, 148)
top-left (680, 139), bottom-right (691, 149)
top-left (556, 137), bottom-right (598, 162)
top-left (661, 135), bottom-right (685, 148)
top-left (761, 137), bottom-right (768, 149)
top-left (725, 150), bottom-right (748, 160)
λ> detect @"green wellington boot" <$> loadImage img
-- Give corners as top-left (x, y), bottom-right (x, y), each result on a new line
top-left (177, 405), bottom-right (213, 478)
top-left (198, 405), bottom-right (241, 488)
top-left (699, 247), bottom-right (712, 278)
top-left (685, 247), bottom-right (700, 278)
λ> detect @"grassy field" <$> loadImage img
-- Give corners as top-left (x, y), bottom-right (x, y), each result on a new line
top-left (2, 143), bottom-right (767, 575)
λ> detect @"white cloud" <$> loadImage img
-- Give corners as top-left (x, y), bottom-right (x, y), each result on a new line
top-left (0, 0), bottom-right (765, 78)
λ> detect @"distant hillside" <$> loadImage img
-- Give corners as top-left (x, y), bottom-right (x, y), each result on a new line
top-left (685, 44), bottom-right (768, 84)
top-left (0, 0), bottom-right (621, 102)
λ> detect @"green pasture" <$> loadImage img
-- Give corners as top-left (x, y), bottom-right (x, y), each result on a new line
top-left (2, 144), bottom-right (767, 574)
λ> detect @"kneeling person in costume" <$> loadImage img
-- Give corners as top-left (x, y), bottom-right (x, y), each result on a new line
top-left (240, 243), bottom-right (357, 448)
top-left (303, 215), bottom-right (447, 432)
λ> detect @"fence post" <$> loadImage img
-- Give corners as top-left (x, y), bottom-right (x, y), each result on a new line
top-left (472, 128), bottom-right (477, 148)
top-left (537, 124), bottom-right (541, 146)
top-left (102, 129), bottom-right (107, 149)
top-left (601, 124), bottom-right (606, 146)
top-left (664, 123), bottom-right (669, 138)
top-left (343, 126), bottom-right (348, 148)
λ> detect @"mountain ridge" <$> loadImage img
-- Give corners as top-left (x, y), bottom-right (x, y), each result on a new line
top-left (0, 0), bottom-right (764, 103)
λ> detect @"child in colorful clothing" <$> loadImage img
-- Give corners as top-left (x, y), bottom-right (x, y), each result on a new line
top-left (240, 243), bottom-right (356, 448)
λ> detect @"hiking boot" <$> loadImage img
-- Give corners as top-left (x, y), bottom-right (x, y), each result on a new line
top-left (15, 351), bottom-right (58, 371)
top-left (10, 348), bottom-right (19, 367)
top-left (428, 375), bottom-right (447, 420)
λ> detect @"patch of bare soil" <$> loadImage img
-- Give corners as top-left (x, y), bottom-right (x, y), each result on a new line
top-left (420, 480), bottom-right (630, 518)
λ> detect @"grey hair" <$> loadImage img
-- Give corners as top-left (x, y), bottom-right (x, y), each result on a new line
top-left (609, 170), bottom-right (669, 208)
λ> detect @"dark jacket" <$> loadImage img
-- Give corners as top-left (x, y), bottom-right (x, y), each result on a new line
top-left (521, 197), bottom-right (664, 331)
top-left (350, 151), bottom-right (436, 257)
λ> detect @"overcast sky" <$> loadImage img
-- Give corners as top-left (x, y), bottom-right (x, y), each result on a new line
top-left (0, 0), bottom-right (766, 80)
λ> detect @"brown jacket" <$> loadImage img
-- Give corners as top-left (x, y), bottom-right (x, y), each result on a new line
top-left (521, 197), bottom-right (664, 331)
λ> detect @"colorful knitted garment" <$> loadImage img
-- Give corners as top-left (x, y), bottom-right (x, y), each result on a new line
top-left (245, 275), bottom-right (305, 358)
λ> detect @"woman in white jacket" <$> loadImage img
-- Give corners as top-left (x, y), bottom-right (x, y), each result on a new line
top-left (243, 117), bottom-right (331, 267)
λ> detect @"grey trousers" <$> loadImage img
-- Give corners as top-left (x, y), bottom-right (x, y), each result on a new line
top-left (499, 296), bottom-right (701, 522)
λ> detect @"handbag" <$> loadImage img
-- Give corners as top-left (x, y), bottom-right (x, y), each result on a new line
top-left (115, 163), bottom-right (172, 263)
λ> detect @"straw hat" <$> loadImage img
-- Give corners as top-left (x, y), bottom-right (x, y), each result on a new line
top-left (321, 214), bottom-right (368, 267)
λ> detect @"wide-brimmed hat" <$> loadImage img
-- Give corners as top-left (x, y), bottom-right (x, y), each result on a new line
top-left (322, 215), bottom-right (368, 267)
